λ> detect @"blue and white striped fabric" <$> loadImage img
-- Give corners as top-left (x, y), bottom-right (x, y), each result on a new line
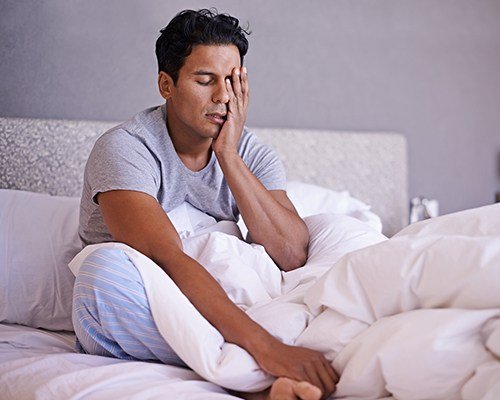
top-left (72, 247), bottom-right (186, 367)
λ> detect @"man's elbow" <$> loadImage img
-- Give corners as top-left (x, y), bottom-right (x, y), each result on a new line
top-left (277, 243), bottom-right (308, 272)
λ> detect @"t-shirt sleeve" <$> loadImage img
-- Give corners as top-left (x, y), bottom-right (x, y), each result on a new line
top-left (239, 128), bottom-right (287, 191)
top-left (85, 130), bottom-right (160, 205)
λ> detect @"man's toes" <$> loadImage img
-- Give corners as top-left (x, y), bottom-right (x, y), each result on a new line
top-left (269, 377), bottom-right (323, 400)
top-left (293, 381), bottom-right (323, 400)
top-left (269, 377), bottom-right (296, 399)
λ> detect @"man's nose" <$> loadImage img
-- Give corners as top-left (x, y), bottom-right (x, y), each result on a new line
top-left (212, 81), bottom-right (230, 104)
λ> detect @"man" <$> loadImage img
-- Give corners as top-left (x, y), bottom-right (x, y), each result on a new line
top-left (73, 9), bottom-right (337, 400)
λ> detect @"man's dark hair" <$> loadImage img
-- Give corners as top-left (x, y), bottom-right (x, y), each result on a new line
top-left (156, 9), bottom-right (250, 84)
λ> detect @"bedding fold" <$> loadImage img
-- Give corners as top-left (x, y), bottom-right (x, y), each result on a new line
top-left (68, 206), bottom-right (500, 398)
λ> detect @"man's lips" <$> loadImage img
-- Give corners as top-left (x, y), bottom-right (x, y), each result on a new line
top-left (206, 113), bottom-right (226, 125)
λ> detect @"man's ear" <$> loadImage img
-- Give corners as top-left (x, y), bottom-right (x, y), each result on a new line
top-left (158, 71), bottom-right (174, 100)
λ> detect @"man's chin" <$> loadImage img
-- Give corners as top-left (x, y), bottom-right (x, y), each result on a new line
top-left (194, 121), bottom-right (222, 140)
top-left (206, 126), bottom-right (222, 140)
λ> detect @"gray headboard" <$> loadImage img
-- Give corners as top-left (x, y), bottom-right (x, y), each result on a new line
top-left (0, 117), bottom-right (408, 236)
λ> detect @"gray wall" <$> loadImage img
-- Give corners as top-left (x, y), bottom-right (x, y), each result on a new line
top-left (2, 0), bottom-right (500, 216)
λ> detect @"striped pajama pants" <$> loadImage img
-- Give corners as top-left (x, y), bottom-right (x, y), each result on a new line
top-left (72, 247), bottom-right (186, 367)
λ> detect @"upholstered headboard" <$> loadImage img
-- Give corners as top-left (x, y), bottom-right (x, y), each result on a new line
top-left (0, 117), bottom-right (408, 236)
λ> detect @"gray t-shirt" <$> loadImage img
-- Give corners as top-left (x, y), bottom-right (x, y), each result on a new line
top-left (79, 104), bottom-right (286, 245)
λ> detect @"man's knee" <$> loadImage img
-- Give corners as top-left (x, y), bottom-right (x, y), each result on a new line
top-left (73, 246), bottom-right (148, 311)
top-left (72, 246), bottom-right (150, 346)
top-left (78, 247), bottom-right (143, 284)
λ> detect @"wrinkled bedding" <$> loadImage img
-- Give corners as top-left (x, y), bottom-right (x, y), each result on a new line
top-left (66, 204), bottom-right (500, 399)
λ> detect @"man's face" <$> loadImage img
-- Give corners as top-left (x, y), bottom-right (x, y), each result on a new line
top-left (160, 44), bottom-right (242, 141)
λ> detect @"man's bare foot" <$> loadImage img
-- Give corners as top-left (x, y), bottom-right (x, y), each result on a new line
top-left (268, 377), bottom-right (323, 400)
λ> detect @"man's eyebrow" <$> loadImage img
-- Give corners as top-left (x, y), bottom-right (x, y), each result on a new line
top-left (192, 70), bottom-right (216, 76)
top-left (191, 70), bottom-right (233, 81)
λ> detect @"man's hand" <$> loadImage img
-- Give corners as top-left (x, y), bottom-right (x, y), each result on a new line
top-left (211, 65), bottom-right (308, 271)
top-left (254, 341), bottom-right (338, 399)
top-left (212, 66), bottom-right (249, 156)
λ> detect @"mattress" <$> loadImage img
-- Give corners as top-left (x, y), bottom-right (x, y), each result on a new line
top-left (0, 323), bottom-right (239, 399)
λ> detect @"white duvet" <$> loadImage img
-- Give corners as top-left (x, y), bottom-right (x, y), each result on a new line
top-left (68, 205), bottom-right (500, 399)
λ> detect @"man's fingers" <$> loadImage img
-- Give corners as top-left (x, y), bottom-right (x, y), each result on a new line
top-left (225, 78), bottom-right (236, 114)
top-left (241, 66), bottom-right (249, 106)
top-left (322, 358), bottom-right (338, 383)
top-left (316, 362), bottom-right (336, 398)
top-left (303, 365), bottom-right (326, 398)
top-left (231, 68), bottom-right (243, 110)
top-left (302, 358), bottom-right (338, 399)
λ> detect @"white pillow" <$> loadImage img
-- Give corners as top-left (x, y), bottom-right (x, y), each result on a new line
top-left (286, 181), bottom-right (382, 232)
top-left (0, 189), bottom-right (82, 331)
top-left (237, 181), bottom-right (382, 236)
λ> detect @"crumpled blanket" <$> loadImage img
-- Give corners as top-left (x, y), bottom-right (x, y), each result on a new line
top-left (69, 205), bottom-right (500, 399)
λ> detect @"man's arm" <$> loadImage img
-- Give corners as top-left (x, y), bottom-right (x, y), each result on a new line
top-left (218, 153), bottom-right (308, 271)
top-left (98, 189), bottom-right (336, 397)
top-left (212, 67), bottom-right (309, 271)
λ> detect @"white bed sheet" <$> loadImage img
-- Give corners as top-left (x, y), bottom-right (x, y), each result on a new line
top-left (0, 323), bottom-right (239, 400)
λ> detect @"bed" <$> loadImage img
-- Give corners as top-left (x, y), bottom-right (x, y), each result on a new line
top-left (1, 115), bottom-right (499, 399)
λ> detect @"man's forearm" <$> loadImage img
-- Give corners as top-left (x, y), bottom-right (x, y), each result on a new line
top-left (154, 246), bottom-right (279, 358)
top-left (216, 152), bottom-right (309, 271)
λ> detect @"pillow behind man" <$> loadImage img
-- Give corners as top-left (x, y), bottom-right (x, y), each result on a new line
top-left (0, 189), bottom-right (238, 332)
top-left (0, 189), bottom-right (82, 331)
top-left (286, 180), bottom-right (383, 232)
